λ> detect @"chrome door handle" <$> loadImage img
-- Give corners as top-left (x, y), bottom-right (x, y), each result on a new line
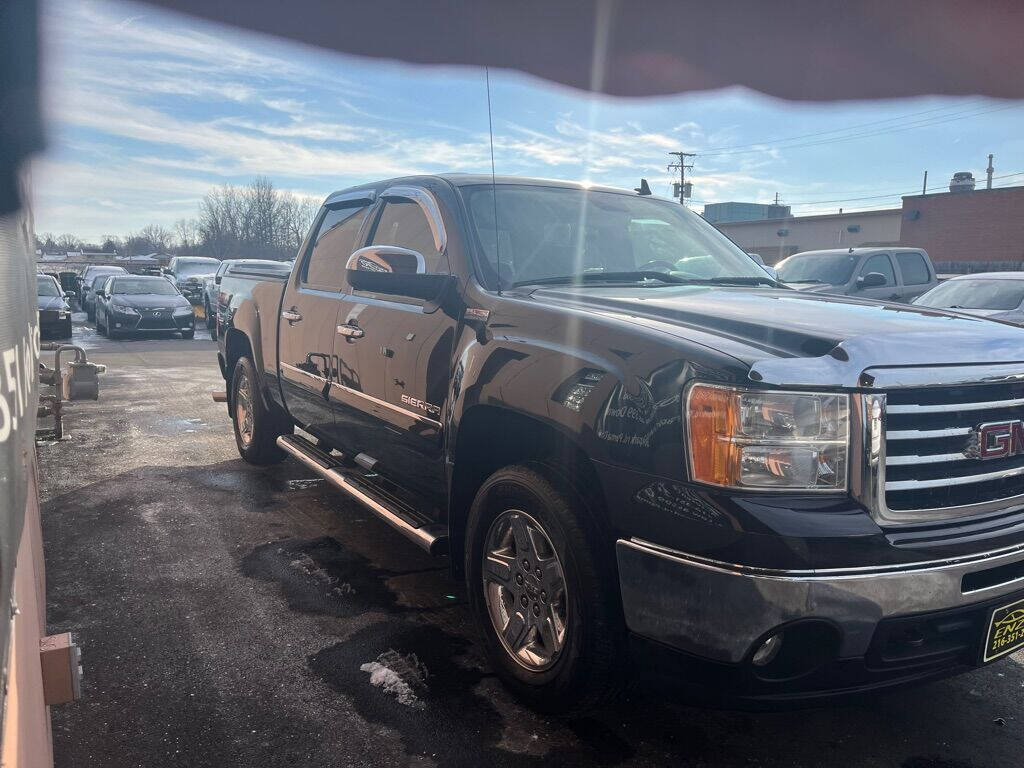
top-left (281, 308), bottom-right (303, 323)
top-left (336, 324), bottom-right (364, 339)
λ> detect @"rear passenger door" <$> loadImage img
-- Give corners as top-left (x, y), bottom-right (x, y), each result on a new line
top-left (278, 194), bottom-right (372, 444)
top-left (856, 252), bottom-right (900, 301)
top-left (895, 251), bottom-right (934, 301)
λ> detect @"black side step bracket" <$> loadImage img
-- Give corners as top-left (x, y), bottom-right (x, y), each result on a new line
top-left (277, 434), bottom-right (448, 556)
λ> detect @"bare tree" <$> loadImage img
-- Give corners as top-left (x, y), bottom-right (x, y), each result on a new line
top-left (198, 184), bottom-right (243, 260)
top-left (100, 235), bottom-right (123, 253)
top-left (37, 176), bottom-right (321, 262)
top-left (55, 233), bottom-right (82, 252)
top-left (35, 232), bottom-right (58, 252)
top-left (138, 223), bottom-right (175, 253)
top-left (174, 218), bottom-right (201, 255)
top-left (276, 192), bottom-right (319, 256)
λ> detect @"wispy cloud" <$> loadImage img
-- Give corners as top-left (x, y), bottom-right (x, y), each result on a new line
top-left (36, 0), bottom-right (1014, 240)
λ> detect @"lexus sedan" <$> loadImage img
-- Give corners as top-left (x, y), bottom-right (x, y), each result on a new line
top-left (913, 272), bottom-right (1024, 324)
top-left (94, 275), bottom-right (196, 339)
top-left (37, 273), bottom-right (73, 338)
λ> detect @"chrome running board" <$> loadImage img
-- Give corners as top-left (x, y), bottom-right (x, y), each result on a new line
top-left (277, 434), bottom-right (447, 555)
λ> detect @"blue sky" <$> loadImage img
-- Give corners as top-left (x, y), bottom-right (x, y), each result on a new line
top-left (33, 0), bottom-right (1024, 242)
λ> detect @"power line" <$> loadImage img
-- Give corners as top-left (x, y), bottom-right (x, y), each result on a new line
top-left (696, 100), bottom-right (988, 153)
top-left (700, 104), bottom-right (1022, 157)
top-left (773, 172), bottom-right (1024, 208)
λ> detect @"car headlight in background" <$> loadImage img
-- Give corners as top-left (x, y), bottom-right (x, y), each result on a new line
top-left (686, 384), bottom-right (849, 491)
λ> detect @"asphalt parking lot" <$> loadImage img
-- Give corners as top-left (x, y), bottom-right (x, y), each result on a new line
top-left (36, 315), bottom-right (1024, 768)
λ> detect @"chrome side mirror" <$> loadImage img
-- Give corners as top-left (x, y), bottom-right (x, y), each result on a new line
top-left (346, 245), bottom-right (426, 275)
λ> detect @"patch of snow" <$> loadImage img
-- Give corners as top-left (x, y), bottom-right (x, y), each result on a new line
top-left (286, 478), bottom-right (324, 490)
top-left (288, 553), bottom-right (334, 586)
top-left (71, 312), bottom-right (87, 322)
top-left (359, 651), bottom-right (428, 709)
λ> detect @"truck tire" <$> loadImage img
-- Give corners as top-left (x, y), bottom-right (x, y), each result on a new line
top-left (465, 463), bottom-right (623, 713)
top-left (205, 301), bottom-right (215, 329)
top-left (230, 356), bottom-right (288, 465)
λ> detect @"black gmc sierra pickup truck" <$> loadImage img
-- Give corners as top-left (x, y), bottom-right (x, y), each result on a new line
top-left (216, 174), bottom-right (1024, 710)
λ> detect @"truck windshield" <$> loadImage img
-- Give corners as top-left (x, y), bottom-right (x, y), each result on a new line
top-left (776, 252), bottom-right (859, 284)
top-left (463, 185), bottom-right (769, 288)
top-left (176, 260), bottom-right (219, 277)
top-left (915, 279), bottom-right (1024, 310)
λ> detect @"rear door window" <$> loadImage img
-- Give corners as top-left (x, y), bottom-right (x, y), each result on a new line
top-left (860, 253), bottom-right (896, 286)
top-left (896, 252), bottom-right (931, 285)
top-left (302, 204), bottom-right (370, 290)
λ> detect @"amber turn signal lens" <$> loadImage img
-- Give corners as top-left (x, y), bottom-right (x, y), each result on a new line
top-left (687, 384), bottom-right (740, 486)
top-left (686, 384), bottom-right (849, 490)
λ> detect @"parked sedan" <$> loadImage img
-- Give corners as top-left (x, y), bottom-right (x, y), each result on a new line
top-left (913, 272), bottom-right (1024, 324)
top-left (75, 264), bottom-right (126, 302)
top-left (82, 274), bottom-right (113, 321)
top-left (36, 274), bottom-right (73, 338)
top-left (94, 275), bottom-right (196, 340)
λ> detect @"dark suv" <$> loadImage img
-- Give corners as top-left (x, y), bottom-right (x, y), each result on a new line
top-left (215, 174), bottom-right (1024, 710)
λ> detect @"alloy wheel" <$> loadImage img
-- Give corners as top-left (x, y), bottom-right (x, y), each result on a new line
top-left (483, 509), bottom-right (568, 671)
top-left (234, 369), bottom-right (255, 448)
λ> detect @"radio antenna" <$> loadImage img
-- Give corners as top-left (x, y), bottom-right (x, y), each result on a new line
top-left (485, 66), bottom-right (501, 295)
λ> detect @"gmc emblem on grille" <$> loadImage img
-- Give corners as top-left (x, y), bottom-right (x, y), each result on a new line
top-left (971, 420), bottom-right (1024, 460)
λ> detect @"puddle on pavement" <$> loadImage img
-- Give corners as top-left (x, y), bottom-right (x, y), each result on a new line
top-left (309, 619), bottom-right (640, 768)
top-left (241, 537), bottom-right (402, 617)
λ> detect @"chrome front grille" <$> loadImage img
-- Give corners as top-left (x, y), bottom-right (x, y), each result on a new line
top-left (884, 382), bottom-right (1024, 513)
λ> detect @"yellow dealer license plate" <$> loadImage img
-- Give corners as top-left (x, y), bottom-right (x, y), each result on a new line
top-left (982, 597), bottom-right (1024, 663)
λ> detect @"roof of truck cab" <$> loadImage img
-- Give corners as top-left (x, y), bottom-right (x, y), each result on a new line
top-left (788, 247), bottom-right (928, 257)
top-left (324, 174), bottom-right (654, 204)
top-left (943, 272), bottom-right (1024, 282)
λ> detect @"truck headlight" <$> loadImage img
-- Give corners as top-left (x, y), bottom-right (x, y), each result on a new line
top-left (686, 384), bottom-right (848, 491)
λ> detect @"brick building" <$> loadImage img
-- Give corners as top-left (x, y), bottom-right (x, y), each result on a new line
top-left (715, 208), bottom-right (902, 265)
top-left (900, 186), bottom-right (1024, 270)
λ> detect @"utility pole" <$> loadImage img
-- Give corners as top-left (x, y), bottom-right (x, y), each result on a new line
top-left (667, 151), bottom-right (696, 206)
top-left (922, 170), bottom-right (928, 195)
top-left (987, 154), bottom-right (994, 189)
top-left (773, 192), bottom-right (780, 205)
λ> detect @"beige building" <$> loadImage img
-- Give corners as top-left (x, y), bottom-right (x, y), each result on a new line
top-left (715, 208), bottom-right (903, 265)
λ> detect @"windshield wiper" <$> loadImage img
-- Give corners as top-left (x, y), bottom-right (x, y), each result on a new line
top-left (511, 271), bottom-right (691, 287)
top-left (512, 271), bottom-right (784, 288)
top-left (701, 276), bottom-right (781, 287)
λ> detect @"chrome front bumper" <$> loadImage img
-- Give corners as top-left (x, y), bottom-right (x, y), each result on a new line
top-left (616, 537), bottom-right (1024, 664)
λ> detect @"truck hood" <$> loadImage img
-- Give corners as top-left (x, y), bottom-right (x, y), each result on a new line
top-left (529, 285), bottom-right (1024, 388)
